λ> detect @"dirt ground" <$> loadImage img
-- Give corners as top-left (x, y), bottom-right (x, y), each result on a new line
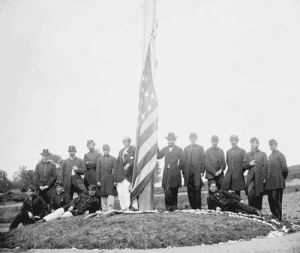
top-left (11, 232), bottom-right (298, 253)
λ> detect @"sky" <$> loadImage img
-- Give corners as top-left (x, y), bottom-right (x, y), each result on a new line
top-left (0, 0), bottom-right (300, 179)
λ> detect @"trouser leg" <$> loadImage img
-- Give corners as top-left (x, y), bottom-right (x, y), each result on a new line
top-left (238, 203), bottom-right (259, 215)
top-left (107, 195), bottom-right (115, 211)
top-left (247, 180), bottom-right (255, 207)
top-left (123, 179), bottom-right (132, 210)
top-left (101, 197), bottom-right (107, 212)
top-left (61, 211), bottom-right (74, 218)
top-left (9, 211), bottom-right (30, 230)
top-left (43, 208), bottom-right (65, 222)
top-left (234, 191), bottom-right (241, 197)
top-left (268, 188), bottom-right (283, 221)
top-left (117, 180), bottom-right (127, 210)
top-left (164, 187), bottom-right (172, 211)
top-left (187, 180), bottom-right (201, 209)
top-left (167, 187), bottom-right (178, 212)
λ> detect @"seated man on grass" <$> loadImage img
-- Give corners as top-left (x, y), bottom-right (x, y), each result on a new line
top-left (207, 181), bottom-right (262, 217)
top-left (9, 185), bottom-right (47, 230)
top-left (48, 182), bottom-right (71, 213)
top-left (39, 184), bottom-right (100, 222)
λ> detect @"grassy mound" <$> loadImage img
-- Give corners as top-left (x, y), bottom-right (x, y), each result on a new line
top-left (0, 212), bottom-right (272, 250)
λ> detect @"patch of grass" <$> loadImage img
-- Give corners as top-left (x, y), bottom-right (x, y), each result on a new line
top-left (0, 206), bottom-right (21, 223)
top-left (0, 212), bottom-right (272, 249)
top-left (287, 165), bottom-right (300, 181)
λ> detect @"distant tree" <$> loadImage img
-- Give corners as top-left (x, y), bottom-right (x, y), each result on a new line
top-left (12, 166), bottom-right (35, 191)
top-left (154, 162), bottom-right (162, 184)
top-left (0, 170), bottom-right (13, 192)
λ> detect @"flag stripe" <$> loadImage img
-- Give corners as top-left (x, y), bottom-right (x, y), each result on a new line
top-left (137, 131), bottom-right (158, 165)
top-left (131, 166), bottom-right (154, 201)
top-left (131, 152), bottom-right (157, 193)
top-left (137, 119), bottom-right (158, 148)
top-left (139, 107), bottom-right (158, 136)
top-left (135, 142), bottom-right (158, 175)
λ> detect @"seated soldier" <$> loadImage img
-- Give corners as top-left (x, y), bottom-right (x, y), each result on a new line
top-left (9, 185), bottom-right (47, 230)
top-left (39, 184), bottom-right (100, 222)
top-left (207, 181), bottom-right (262, 216)
top-left (48, 182), bottom-right (71, 213)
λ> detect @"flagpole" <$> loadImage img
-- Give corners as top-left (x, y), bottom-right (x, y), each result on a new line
top-left (138, 0), bottom-right (157, 211)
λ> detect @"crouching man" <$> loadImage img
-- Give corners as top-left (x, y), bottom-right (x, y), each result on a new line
top-left (48, 182), bottom-right (71, 213)
top-left (39, 184), bottom-right (100, 222)
top-left (9, 185), bottom-right (47, 230)
top-left (207, 181), bottom-right (262, 216)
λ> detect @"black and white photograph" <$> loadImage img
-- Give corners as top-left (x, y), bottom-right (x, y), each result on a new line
top-left (0, 0), bottom-right (300, 252)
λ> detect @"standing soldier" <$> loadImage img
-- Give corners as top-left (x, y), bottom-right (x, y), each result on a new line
top-left (83, 140), bottom-right (102, 197)
top-left (205, 135), bottom-right (226, 190)
top-left (34, 149), bottom-right (57, 204)
top-left (183, 133), bottom-right (205, 210)
top-left (114, 137), bottom-right (136, 211)
top-left (222, 135), bottom-right (246, 197)
top-left (265, 139), bottom-right (289, 221)
top-left (60, 146), bottom-right (86, 199)
top-left (157, 133), bottom-right (184, 212)
top-left (96, 144), bottom-right (117, 212)
top-left (242, 137), bottom-right (268, 210)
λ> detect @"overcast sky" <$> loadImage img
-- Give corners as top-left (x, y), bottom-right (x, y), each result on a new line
top-left (1, 0), bottom-right (300, 178)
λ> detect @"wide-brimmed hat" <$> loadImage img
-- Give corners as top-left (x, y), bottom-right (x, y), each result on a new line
top-left (165, 132), bottom-right (177, 140)
top-left (40, 149), bottom-right (51, 156)
top-left (229, 135), bottom-right (239, 141)
top-left (87, 140), bottom-right (95, 146)
top-left (68, 146), bottom-right (77, 152)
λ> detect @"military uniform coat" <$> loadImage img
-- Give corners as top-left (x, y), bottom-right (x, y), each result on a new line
top-left (21, 195), bottom-right (48, 218)
top-left (60, 157), bottom-right (86, 194)
top-left (96, 154), bottom-right (118, 196)
top-left (34, 161), bottom-right (57, 200)
top-left (242, 149), bottom-right (268, 197)
top-left (265, 150), bottom-right (289, 190)
top-left (205, 147), bottom-right (226, 180)
top-left (114, 146), bottom-right (135, 183)
top-left (69, 193), bottom-right (100, 215)
top-left (49, 192), bottom-right (71, 212)
top-left (183, 144), bottom-right (205, 187)
top-left (157, 146), bottom-right (184, 188)
top-left (222, 146), bottom-right (246, 191)
top-left (83, 150), bottom-right (102, 186)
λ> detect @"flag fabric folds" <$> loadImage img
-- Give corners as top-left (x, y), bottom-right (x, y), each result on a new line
top-left (131, 46), bottom-right (158, 202)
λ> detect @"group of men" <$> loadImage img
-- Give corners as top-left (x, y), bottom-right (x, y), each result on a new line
top-left (9, 132), bottom-right (289, 231)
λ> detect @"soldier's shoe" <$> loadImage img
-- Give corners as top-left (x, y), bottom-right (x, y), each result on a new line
top-left (37, 219), bottom-right (46, 223)
top-left (129, 206), bottom-right (138, 212)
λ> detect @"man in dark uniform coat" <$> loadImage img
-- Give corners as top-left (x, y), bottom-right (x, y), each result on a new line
top-left (265, 139), bottom-right (289, 221)
top-left (83, 140), bottom-right (102, 197)
top-left (242, 137), bottom-right (268, 210)
top-left (48, 182), bottom-right (71, 213)
top-left (96, 144), bottom-right (117, 212)
top-left (114, 136), bottom-right (136, 211)
top-left (9, 185), bottom-right (47, 230)
top-left (40, 184), bottom-right (100, 222)
top-left (207, 181), bottom-right (262, 216)
top-left (157, 132), bottom-right (184, 211)
top-left (205, 135), bottom-right (226, 190)
top-left (34, 149), bottom-right (57, 204)
top-left (183, 133), bottom-right (205, 209)
top-left (222, 135), bottom-right (246, 197)
top-left (60, 146), bottom-right (86, 199)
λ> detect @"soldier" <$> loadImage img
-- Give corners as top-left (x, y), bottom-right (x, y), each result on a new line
top-left (9, 185), bottom-right (47, 230)
top-left (265, 139), bottom-right (289, 221)
top-left (207, 181), bottom-right (262, 216)
top-left (183, 133), bottom-right (205, 210)
top-left (83, 140), bottom-right (102, 196)
top-left (48, 182), bottom-right (71, 213)
top-left (242, 137), bottom-right (268, 210)
top-left (39, 184), bottom-right (100, 222)
top-left (157, 132), bottom-right (184, 212)
top-left (34, 149), bottom-right (57, 204)
top-left (60, 146), bottom-right (86, 199)
top-left (114, 136), bottom-right (136, 211)
top-left (222, 135), bottom-right (246, 197)
top-left (205, 135), bottom-right (226, 190)
top-left (96, 144), bottom-right (117, 212)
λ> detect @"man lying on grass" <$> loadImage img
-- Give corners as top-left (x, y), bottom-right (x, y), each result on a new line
top-left (207, 181), bottom-right (262, 217)
top-left (38, 184), bottom-right (100, 222)
top-left (9, 185), bottom-right (47, 231)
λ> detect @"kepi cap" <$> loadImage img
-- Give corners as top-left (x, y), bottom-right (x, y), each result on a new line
top-left (211, 135), bottom-right (219, 141)
top-left (87, 140), bottom-right (95, 146)
top-left (103, 144), bottom-right (110, 150)
top-left (26, 185), bottom-right (36, 192)
top-left (269, 139), bottom-right (278, 145)
top-left (189, 132), bottom-right (198, 139)
top-left (88, 184), bottom-right (97, 191)
top-left (250, 137), bottom-right (259, 143)
top-left (229, 135), bottom-right (239, 141)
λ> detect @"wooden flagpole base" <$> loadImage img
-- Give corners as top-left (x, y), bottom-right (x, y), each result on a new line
top-left (138, 173), bottom-right (154, 211)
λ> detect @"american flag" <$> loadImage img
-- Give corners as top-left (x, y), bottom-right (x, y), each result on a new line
top-left (131, 46), bottom-right (158, 202)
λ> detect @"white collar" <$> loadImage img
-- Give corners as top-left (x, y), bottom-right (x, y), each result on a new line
top-left (69, 156), bottom-right (76, 161)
